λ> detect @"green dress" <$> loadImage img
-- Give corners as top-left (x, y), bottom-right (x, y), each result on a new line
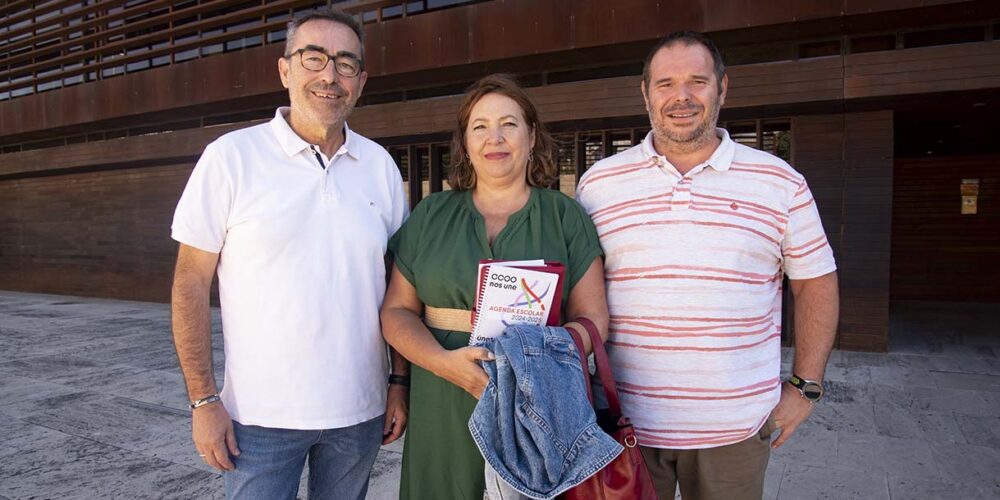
top-left (388, 187), bottom-right (603, 500)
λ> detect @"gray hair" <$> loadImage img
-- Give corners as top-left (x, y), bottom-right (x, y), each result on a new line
top-left (285, 7), bottom-right (365, 67)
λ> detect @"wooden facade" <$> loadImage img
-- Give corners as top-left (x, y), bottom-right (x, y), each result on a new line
top-left (3, 0), bottom-right (1000, 351)
top-left (892, 155), bottom-right (1000, 304)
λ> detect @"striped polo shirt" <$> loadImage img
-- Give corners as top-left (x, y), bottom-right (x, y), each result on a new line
top-left (576, 129), bottom-right (836, 449)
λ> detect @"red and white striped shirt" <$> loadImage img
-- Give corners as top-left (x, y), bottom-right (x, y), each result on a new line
top-left (576, 130), bottom-right (836, 449)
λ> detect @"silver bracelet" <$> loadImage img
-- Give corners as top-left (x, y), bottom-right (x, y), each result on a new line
top-left (188, 394), bottom-right (221, 410)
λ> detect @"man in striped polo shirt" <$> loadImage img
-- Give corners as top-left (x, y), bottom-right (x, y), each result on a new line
top-left (576, 31), bottom-right (839, 500)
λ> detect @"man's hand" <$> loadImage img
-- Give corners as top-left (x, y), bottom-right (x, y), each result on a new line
top-left (382, 384), bottom-right (409, 445)
top-left (770, 382), bottom-right (815, 449)
top-left (193, 402), bottom-right (240, 471)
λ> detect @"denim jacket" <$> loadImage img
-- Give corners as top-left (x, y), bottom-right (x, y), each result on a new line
top-left (469, 324), bottom-right (623, 499)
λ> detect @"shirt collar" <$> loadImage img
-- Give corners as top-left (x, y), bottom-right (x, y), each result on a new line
top-left (640, 127), bottom-right (736, 173)
top-left (269, 107), bottom-right (361, 161)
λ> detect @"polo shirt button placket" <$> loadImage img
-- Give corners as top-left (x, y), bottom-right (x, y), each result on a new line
top-left (326, 157), bottom-right (342, 201)
top-left (674, 177), bottom-right (692, 210)
top-left (310, 147), bottom-right (334, 200)
top-left (323, 160), bottom-right (335, 200)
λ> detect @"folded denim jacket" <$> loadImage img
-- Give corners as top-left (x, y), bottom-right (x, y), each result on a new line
top-left (469, 324), bottom-right (623, 500)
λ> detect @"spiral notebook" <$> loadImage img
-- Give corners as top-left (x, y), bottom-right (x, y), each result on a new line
top-left (469, 259), bottom-right (565, 345)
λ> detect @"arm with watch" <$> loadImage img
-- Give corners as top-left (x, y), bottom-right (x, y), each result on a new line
top-left (770, 271), bottom-right (839, 449)
top-left (383, 348), bottom-right (410, 445)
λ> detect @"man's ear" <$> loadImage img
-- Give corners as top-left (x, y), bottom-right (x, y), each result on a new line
top-left (719, 73), bottom-right (729, 107)
top-left (357, 70), bottom-right (368, 98)
top-left (278, 57), bottom-right (290, 88)
top-left (640, 80), bottom-right (651, 111)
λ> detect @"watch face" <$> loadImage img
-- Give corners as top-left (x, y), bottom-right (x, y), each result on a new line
top-left (802, 382), bottom-right (823, 401)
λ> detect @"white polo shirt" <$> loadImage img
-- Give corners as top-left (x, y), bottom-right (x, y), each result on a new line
top-left (172, 108), bottom-right (407, 429)
top-left (576, 130), bottom-right (836, 449)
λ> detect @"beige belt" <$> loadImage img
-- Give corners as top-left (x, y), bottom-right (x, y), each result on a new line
top-left (424, 306), bottom-right (472, 333)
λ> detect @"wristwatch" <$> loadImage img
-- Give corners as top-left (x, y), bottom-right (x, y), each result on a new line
top-left (788, 375), bottom-right (824, 402)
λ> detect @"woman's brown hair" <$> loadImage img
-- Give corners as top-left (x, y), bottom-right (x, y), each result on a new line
top-left (448, 74), bottom-right (557, 190)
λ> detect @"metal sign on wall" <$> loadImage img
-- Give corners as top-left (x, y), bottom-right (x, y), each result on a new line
top-left (961, 178), bottom-right (979, 215)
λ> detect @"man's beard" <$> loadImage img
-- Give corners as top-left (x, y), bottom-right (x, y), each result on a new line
top-left (303, 83), bottom-right (353, 121)
top-left (649, 101), bottom-right (720, 154)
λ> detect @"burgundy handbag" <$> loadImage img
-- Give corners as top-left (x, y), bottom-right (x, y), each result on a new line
top-left (562, 317), bottom-right (658, 500)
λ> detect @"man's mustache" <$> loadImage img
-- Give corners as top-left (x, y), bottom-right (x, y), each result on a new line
top-left (308, 83), bottom-right (347, 97)
top-left (661, 104), bottom-right (703, 114)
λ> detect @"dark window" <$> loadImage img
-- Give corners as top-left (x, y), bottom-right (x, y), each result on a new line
top-left (849, 34), bottom-right (896, 54)
top-left (903, 26), bottom-right (984, 49)
top-left (360, 91), bottom-right (405, 106)
top-left (22, 138), bottom-right (66, 151)
top-left (203, 108), bottom-right (273, 126)
top-left (407, 81), bottom-right (473, 100)
top-left (382, 5), bottom-right (404, 19)
top-left (722, 42), bottom-right (795, 66)
top-left (721, 120), bottom-right (792, 162)
top-left (728, 122), bottom-right (758, 150)
top-left (608, 131), bottom-right (633, 155)
top-left (581, 131), bottom-right (604, 170)
top-left (761, 121), bottom-right (792, 162)
top-left (390, 146), bottom-right (409, 180)
top-left (547, 63), bottom-right (642, 85)
top-left (798, 40), bottom-right (840, 59)
top-left (555, 134), bottom-right (576, 178)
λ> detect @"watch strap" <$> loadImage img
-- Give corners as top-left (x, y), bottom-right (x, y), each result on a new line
top-left (388, 374), bottom-right (411, 387)
top-left (788, 374), bottom-right (824, 402)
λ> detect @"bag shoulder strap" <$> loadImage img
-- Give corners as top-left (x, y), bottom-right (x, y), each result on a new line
top-left (565, 325), bottom-right (594, 404)
top-left (573, 317), bottom-right (623, 417)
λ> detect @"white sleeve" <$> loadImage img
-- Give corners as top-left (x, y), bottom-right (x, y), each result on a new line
top-left (781, 179), bottom-right (837, 279)
top-left (171, 141), bottom-right (234, 253)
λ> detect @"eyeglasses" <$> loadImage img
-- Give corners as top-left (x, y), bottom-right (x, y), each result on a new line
top-left (285, 48), bottom-right (363, 78)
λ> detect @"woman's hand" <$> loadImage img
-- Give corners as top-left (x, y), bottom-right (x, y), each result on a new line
top-left (432, 346), bottom-right (494, 399)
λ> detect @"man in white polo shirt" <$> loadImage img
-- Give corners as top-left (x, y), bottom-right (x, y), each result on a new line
top-left (170, 8), bottom-right (409, 499)
top-left (576, 31), bottom-right (839, 500)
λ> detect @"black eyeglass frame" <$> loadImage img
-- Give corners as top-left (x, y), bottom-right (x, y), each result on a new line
top-left (284, 47), bottom-right (364, 78)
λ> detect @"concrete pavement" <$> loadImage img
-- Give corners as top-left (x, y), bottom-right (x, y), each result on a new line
top-left (1, 292), bottom-right (997, 499)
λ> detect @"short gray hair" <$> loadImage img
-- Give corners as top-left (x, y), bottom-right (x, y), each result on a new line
top-left (285, 8), bottom-right (365, 67)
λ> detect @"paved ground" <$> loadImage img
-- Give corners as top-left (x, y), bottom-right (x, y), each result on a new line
top-left (1, 291), bottom-right (998, 499)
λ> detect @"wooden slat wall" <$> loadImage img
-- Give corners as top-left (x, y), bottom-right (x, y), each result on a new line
top-left (7, 8), bottom-right (998, 138)
top-left (0, 54), bottom-right (842, 177)
top-left (348, 75), bottom-right (647, 139)
top-left (891, 155), bottom-right (1000, 302)
top-left (794, 111), bottom-right (894, 352)
top-left (4, 38), bottom-right (996, 145)
top-left (0, 122), bottom-right (251, 178)
top-left (0, 164), bottom-right (193, 302)
top-left (845, 42), bottom-right (1000, 98)
top-left (727, 56), bottom-right (845, 107)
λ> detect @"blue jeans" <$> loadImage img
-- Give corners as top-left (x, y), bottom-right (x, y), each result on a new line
top-left (225, 415), bottom-right (383, 500)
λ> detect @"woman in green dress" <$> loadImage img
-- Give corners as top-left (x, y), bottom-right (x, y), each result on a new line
top-left (380, 74), bottom-right (610, 500)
